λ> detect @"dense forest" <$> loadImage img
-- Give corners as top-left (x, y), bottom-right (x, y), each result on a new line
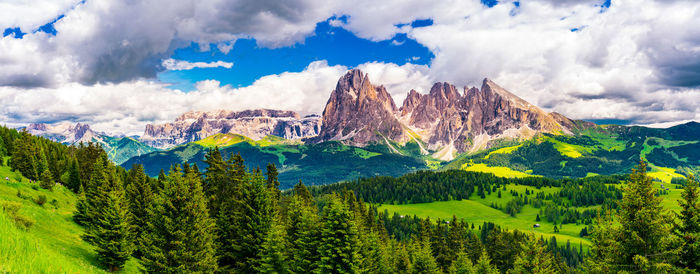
top-left (1, 125), bottom-right (699, 273)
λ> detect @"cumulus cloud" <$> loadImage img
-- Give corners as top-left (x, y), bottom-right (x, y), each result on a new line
top-left (0, 0), bottom-right (338, 86)
top-left (0, 0), bottom-right (698, 127)
top-left (162, 59), bottom-right (233, 71)
top-left (0, 0), bottom-right (80, 31)
top-left (0, 61), bottom-right (345, 135)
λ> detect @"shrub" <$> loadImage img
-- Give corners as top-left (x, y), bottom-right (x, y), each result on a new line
top-left (0, 201), bottom-right (34, 230)
top-left (36, 195), bottom-right (47, 207)
top-left (50, 199), bottom-right (59, 209)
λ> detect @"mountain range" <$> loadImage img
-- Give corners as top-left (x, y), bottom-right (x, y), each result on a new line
top-left (25, 122), bottom-right (158, 165)
top-left (25, 69), bottom-right (699, 187)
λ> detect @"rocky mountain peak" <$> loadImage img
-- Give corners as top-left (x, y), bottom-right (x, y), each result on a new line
top-left (316, 69), bottom-right (406, 146)
top-left (429, 82), bottom-right (461, 104)
top-left (400, 89), bottom-right (422, 116)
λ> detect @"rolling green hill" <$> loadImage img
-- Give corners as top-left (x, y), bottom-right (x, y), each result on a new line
top-left (121, 133), bottom-right (434, 189)
top-left (447, 122), bottom-right (700, 179)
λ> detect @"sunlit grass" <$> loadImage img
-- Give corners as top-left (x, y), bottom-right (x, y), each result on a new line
top-left (378, 183), bottom-right (590, 248)
top-left (461, 163), bottom-right (536, 178)
top-left (484, 144), bottom-right (522, 159)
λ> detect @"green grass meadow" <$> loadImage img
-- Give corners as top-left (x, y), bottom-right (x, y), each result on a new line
top-left (379, 179), bottom-right (686, 250)
top-left (0, 162), bottom-right (140, 273)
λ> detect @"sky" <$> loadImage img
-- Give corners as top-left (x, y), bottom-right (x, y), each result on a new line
top-left (0, 0), bottom-right (698, 135)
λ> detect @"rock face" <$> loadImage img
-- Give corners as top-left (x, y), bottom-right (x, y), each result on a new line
top-left (26, 122), bottom-right (101, 144)
top-left (317, 69), bottom-right (576, 160)
top-left (141, 109), bottom-right (321, 149)
top-left (400, 79), bottom-right (563, 156)
top-left (316, 69), bottom-right (407, 146)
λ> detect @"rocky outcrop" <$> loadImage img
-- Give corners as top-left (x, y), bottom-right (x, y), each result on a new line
top-left (315, 69), bottom-right (407, 146)
top-left (141, 109), bottom-right (321, 149)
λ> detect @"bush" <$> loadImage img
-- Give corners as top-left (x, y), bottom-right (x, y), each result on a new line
top-left (16, 190), bottom-right (30, 200)
top-left (0, 201), bottom-right (34, 230)
top-left (35, 195), bottom-right (47, 207)
top-left (50, 199), bottom-right (59, 209)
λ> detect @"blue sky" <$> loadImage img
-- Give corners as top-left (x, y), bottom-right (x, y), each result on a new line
top-left (159, 18), bottom-right (434, 91)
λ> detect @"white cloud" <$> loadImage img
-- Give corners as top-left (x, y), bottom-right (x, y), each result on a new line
top-left (0, 0), bottom-right (80, 31)
top-left (162, 59), bottom-right (233, 71)
top-left (0, 0), bottom-right (698, 127)
top-left (356, 62), bottom-right (433, 104)
top-left (0, 61), bottom-right (346, 135)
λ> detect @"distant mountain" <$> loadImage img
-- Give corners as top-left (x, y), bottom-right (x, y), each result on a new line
top-left (316, 69), bottom-right (581, 160)
top-left (26, 122), bottom-right (101, 144)
top-left (140, 109), bottom-right (321, 149)
top-left (25, 122), bottom-right (157, 165)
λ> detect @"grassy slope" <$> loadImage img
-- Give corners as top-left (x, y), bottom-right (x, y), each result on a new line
top-left (379, 184), bottom-right (591, 248)
top-left (446, 123), bottom-right (699, 179)
top-left (0, 160), bottom-right (140, 273)
top-left (461, 163), bottom-right (535, 178)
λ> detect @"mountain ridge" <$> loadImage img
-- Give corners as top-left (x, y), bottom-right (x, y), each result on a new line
top-left (316, 69), bottom-right (575, 160)
top-left (140, 109), bottom-right (321, 149)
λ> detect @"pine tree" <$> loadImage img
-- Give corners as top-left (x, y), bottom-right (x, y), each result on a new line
top-left (37, 148), bottom-right (49, 179)
top-left (266, 163), bottom-right (281, 202)
top-left (124, 164), bottom-right (154, 257)
top-left (449, 249), bottom-right (475, 274)
top-left (10, 133), bottom-right (38, 180)
top-left (286, 195), bottom-right (321, 273)
top-left (140, 166), bottom-right (217, 273)
top-left (237, 171), bottom-right (274, 272)
top-left (85, 174), bottom-right (132, 271)
top-left (80, 157), bottom-right (109, 242)
top-left (66, 156), bottom-right (82, 193)
top-left (318, 194), bottom-right (361, 273)
top-left (675, 174), bottom-right (700, 269)
top-left (509, 235), bottom-right (562, 273)
top-left (293, 180), bottom-right (314, 205)
top-left (474, 250), bottom-right (499, 274)
top-left (410, 238), bottom-right (441, 274)
top-left (394, 242), bottom-right (412, 273)
top-left (586, 161), bottom-right (680, 272)
top-left (39, 168), bottom-right (54, 190)
top-left (73, 184), bottom-right (89, 225)
top-left (257, 218), bottom-right (289, 273)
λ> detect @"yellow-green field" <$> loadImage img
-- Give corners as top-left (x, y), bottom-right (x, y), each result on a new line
top-left (461, 162), bottom-right (536, 178)
top-left (193, 133), bottom-right (254, 148)
top-left (540, 136), bottom-right (594, 158)
top-left (484, 144), bottom-right (522, 159)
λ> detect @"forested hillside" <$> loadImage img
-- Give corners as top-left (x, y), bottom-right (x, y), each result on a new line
top-left (2, 124), bottom-right (699, 273)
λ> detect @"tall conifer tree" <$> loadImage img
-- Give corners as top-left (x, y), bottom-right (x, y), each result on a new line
top-left (675, 174), bottom-right (700, 269)
top-left (140, 166), bottom-right (217, 272)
